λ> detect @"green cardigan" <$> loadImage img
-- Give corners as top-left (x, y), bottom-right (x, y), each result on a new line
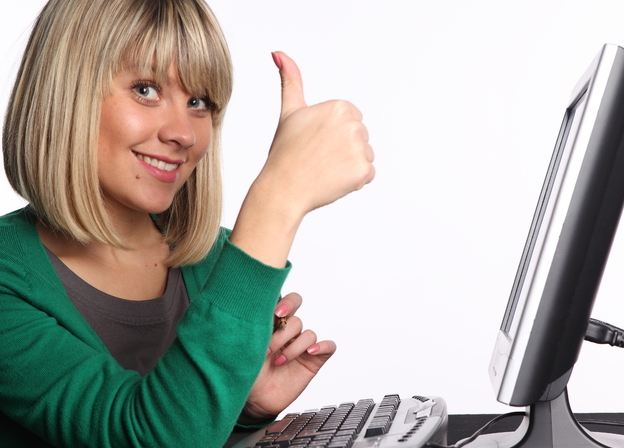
top-left (0, 207), bottom-right (290, 447)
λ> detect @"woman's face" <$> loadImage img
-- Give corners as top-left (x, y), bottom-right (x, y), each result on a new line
top-left (98, 64), bottom-right (213, 216)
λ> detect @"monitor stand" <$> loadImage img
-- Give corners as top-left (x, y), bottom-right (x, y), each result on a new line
top-left (462, 389), bottom-right (624, 448)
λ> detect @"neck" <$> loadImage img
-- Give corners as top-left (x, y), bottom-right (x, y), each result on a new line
top-left (105, 208), bottom-right (162, 248)
top-left (37, 210), bottom-right (169, 268)
top-left (37, 213), bottom-right (172, 301)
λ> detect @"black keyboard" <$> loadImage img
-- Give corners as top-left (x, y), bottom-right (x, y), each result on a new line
top-left (232, 394), bottom-right (447, 448)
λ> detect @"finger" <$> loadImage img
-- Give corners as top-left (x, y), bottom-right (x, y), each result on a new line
top-left (305, 339), bottom-right (337, 357)
top-left (274, 292), bottom-right (302, 319)
top-left (359, 122), bottom-right (370, 144)
top-left (347, 101), bottom-right (363, 122)
top-left (363, 142), bottom-right (374, 163)
top-left (269, 316), bottom-right (303, 354)
top-left (274, 329), bottom-right (318, 366)
top-left (272, 51), bottom-right (307, 119)
top-left (358, 163), bottom-right (376, 190)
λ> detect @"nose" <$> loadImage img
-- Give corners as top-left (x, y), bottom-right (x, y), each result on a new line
top-left (159, 104), bottom-right (196, 150)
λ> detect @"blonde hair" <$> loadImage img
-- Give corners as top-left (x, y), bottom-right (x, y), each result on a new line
top-left (3, 0), bottom-right (232, 267)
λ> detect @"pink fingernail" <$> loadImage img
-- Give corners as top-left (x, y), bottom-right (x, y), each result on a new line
top-left (271, 52), bottom-right (282, 70)
top-left (267, 348), bottom-right (272, 357)
top-left (307, 345), bottom-right (320, 355)
top-left (274, 304), bottom-right (288, 318)
top-left (273, 355), bottom-right (287, 366)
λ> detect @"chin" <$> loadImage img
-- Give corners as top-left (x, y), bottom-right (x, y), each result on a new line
top-left (146, 202), bottom-right (175, 215)
top-left (128, 198), bottom-right (176, 216)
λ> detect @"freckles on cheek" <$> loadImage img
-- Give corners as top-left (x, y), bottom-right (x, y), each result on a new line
top-left (120, 112), bottom-right (148, 141)
top-left (100, 100), bottom-right (146, 150)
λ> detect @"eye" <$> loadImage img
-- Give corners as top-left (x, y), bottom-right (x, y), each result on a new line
top-left (131, 81), bottom-right (160, 101)
top-left (188, 97), bottom-right (214, 111)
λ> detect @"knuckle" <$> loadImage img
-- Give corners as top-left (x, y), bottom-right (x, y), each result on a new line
top-left (366, 144), bottom-right (375, 162)
top-left (288, 316), bottom-right (303, 330)
top-left (354, 163), bottom-right (375, 190)
top-left (289, 292), bottom-right (303, 308)
top-left (346, 121), bottom-right (364, 137)
top-left (330, 99), bottom-right (354, 117)
top-left (368, 164), bottom-right (376, 181)
top-left (303, 329), bottom-right (317, 342)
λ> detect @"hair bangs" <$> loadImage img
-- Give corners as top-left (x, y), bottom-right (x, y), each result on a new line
top-left (108, 0), bottom-right (232, 117)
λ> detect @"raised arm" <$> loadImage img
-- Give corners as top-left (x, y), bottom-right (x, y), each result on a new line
top-left (230, 52), bottom-right (375, 268)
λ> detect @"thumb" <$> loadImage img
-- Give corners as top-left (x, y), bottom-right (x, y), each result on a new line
top-left (272, 51), bottom-right (307, 119)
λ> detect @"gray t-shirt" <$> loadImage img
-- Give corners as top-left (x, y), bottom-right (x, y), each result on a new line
top-left (46, 248), bottom-right (189, 376)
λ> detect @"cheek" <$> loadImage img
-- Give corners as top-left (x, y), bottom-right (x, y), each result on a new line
top-left (189, 126), bottom-right (213, 163)
top-left (99, 100), bottom-right (152, 152)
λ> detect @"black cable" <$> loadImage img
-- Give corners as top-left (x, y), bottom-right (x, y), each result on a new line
top-left (422, 407), bottom-right (624, 448)
top-left (424, 413), bottom-right (624, 448)
top-left (579, 419), bottom-right (624, 429)
top-left (424, 412), bottom-right (526, 448)
top-left (585, 318), bottom-right (624, 348)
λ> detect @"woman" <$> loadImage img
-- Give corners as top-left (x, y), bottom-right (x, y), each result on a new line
top-left (0, 0), bottom-right (374, 446)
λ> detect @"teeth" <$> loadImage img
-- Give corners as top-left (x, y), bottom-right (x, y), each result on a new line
top-left (135, 153), bottom-right (179, 172)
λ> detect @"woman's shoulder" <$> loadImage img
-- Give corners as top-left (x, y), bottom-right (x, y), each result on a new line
top-left (0, 206), bottom-right (38, 250)
top-left (183, 227), bottom-right (230, 270)
top-left (0, 207), bottom-right (45, 287)
top-left (0, 206), bottom-right (35, 225)
top-left (0, 206), bottom-right (40, 259)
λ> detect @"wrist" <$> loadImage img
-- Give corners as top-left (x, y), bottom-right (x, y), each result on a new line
top-left (230, 178), bottom-right (304, 268)
top-left (238, 406), bottom-right (278, 427)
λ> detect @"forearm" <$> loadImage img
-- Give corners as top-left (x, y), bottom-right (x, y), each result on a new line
top-left (230, 177), bottom-right (304, 269)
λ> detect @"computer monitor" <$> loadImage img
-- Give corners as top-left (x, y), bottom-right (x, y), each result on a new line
top-left (469, 44), bottom-right (624, 447)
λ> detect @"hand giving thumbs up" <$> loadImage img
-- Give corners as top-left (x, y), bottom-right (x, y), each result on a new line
top-left (262, 51), bottom-right (375, 215)
top-left (231, 52), bottom-right (375, 268)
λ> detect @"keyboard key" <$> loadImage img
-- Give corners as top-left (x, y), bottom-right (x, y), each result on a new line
top-left (256, 436), bottom-right (278, 446)
top-left (265, 414), bottom-right (300, 435)
top-left (295, 429), bottom-right (335, 438)
top-left (362, 394), bottom-right (401, 438)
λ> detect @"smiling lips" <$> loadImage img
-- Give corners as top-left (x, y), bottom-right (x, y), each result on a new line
top-left (133, 151), bottom-right (182, 183)
top-left (134, 152), bottom-right (180, 172)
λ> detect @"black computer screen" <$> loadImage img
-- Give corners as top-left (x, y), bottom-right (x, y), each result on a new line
top-left (489, 44), bottom-right (624, 407)
top-left (501, 91), bottom-right (586, 337)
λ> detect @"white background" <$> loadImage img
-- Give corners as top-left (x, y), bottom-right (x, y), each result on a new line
top-left (3, 1), bottom-right (624, 416)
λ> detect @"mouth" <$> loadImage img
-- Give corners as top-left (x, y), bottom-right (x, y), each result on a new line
top-left (133, 151), bottom-right (181, 172)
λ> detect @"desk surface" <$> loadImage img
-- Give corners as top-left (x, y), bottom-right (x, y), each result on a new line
top-left (448, 413), bottom-right (624, 444)
top-left (224, 413), bottom-right (624, 447)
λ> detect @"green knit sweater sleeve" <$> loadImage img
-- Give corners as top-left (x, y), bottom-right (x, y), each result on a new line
top-left (0, 208), bottom-right (289, 448)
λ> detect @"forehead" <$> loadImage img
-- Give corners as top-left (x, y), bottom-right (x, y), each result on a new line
top-left (122, 61), bottom-right (180, 83)
top-left (117, 54), bottom-right (209, 98)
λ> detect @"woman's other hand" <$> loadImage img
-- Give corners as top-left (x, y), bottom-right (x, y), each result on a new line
top-left (242, 292), bottom-right (336, 421)
top-left (230, 52), bottom-right (375, 268)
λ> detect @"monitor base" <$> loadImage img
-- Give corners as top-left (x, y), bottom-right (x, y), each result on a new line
top-left (462, 389), bottom-right (624, 447)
